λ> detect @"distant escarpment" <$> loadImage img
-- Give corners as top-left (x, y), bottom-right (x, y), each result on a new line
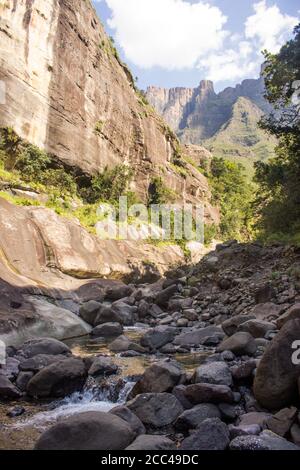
top-left (146, 78), bottom-right (277, 171)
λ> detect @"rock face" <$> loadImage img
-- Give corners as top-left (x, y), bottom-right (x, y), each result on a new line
top-left (254, 319), bottom-right (300, 410)
top-left (35, 411), bottom-right (135, 450)
top-left (146, 79), bottom-right (276, 165)
top-left (0, 0), bottom-right (216, 212)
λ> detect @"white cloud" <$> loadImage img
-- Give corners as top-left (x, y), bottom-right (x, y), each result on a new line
top-left (100, 0), bottom-right (228, 69)
top-left (245, 0), bottom-right (298, 52)
top-left (98, 0), bottom-right (299, 83)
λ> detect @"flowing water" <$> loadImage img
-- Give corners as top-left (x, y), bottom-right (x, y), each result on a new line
top-left (0, 328), bottom-right (210, 449)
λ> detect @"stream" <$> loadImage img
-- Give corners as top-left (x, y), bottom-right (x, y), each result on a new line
top-left (0, 328), bottom-right (210, 450)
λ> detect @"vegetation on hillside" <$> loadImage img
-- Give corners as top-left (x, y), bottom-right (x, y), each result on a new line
top-left (254, 23), bottom-right (300, 244)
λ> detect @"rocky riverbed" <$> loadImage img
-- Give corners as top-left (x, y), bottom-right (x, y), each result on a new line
top-left (1, 241), bottom-right (300, 450)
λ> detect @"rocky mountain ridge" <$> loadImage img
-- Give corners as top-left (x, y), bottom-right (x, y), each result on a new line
top-left (146, 78), bottom-right (276, 168)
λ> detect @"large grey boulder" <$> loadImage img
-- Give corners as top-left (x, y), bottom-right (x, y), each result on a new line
top-left (109, 335), bottom-right (145, 353)
top-left (277, 304), bottom-right (300, 329)
top-left (91, 322), bottom-right (123, 338)
top-left (88, 357), bottom-right (118, 377)
top-left (27, 358), bottom-right (87, 398)
top-left (175, 404), bottom-right (221, 432)
top-left (254, 318), bottom-right (300, 409)
top-left (79, 300), bottom-right (102, 325)
top-left (129, 360), bottom-right (185, 398)
top-left (183, 383), bottom-right (234, 405)
top-left (110, 405), bottom-right (145, 436)
top-left (194, 362), bottom-right (233, 387)
top-left (154, 285), bottom-right (178, 307)
top-left (218, 332), bottom-right (257, 356)
top-left (19, 354), bottom-right (68, 373)
top-left (140, 326), bottom-right (176, 350)
top-left (180, 418), bottom-right (230, 450)
top-left (95, 302), bottom-right (136, 327)
top-left (237, 320), bottom-right (276, 338)
top-left (127, 393), bottom-right (183, 428)
top-left (17, 338), bottom-right (70, 358)
top-left (222, 315), bottom-right (255, 337)
top-left (35, 411), bottom-right (135, 450)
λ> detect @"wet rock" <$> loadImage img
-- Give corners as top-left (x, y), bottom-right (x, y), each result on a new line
top-left (222, 315), bottom-right (255, 337)
top-left (110, 405), bottom-right (146, 436)
top-left (0, 374), bottom-right (22, 399)
top-left (105, 285), bottom-right (134, 301)
top-left (27, 358), bottom-right (87, 398)
top-left (7, 406), bottom-right (25, 418)
top-left (174, 326), bottom-right (224, 347)
top-left (127, 393), bottom-right (183, 428)
top-left (155, 285), bottom-right (178, 307)
top-left (129, 360), bottom-right (185, 398)
top-left (140, 326), bottom-right (176, 350)
top-left (237, 320), bottom-right (276, 338)
top-left (35, 411), bottom-right (135, 450)
top-left (265, 407), bottom-right (298, 437)
top-left (19, 354), bottom-right (68, 373)
top-left (109, 335), bottom-right (145, 353)
top-left (91, 322), bottom-right (123, 338)
top-left (180, 418), bottom-right (230, 450)
top-left (126, 435), bottom-right (176, 450)
top-left (79, 300), bottom-right (102, 325)
top-left (88, 357), bottom-right (118, 377)
top-left (183, 383), bottom-right (234, 405)
top-left (194, 362), bottom-right (233, 387)
top-left (230, 430), bottom-right (300, 450)
top-left (218, 332), bottom-right (257, 356)
top-left (175, 404), bottom-right (221, 432)
top-left (15, 371), bottom-right (34, 391)
top-left (254, 318), bottom-right (300, 409)
top-left (17, 338), bottom-right (70, 359)
top-left (277, 304), bottom-right (300, 329)
top-left (172, 385), bottom-right (193, 410)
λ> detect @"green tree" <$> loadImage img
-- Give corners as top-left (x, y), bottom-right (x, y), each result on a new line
top-left (254, 23), bottom-right (300, 240)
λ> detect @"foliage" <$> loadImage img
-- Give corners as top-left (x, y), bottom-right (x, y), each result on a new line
top-left (148, 176), bottom-right (176, 205)
top-left (82, 165), bottom-right (134, 204)
top-left (254, 23), bottom-right (300, 242)
top-left (208, 157), bottom-right (254, 241)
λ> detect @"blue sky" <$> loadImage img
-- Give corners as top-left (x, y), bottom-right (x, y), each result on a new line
top-left (92, 0), bottom-right (299, 92)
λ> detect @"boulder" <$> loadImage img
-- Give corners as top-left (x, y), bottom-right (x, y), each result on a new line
top-left (0, 374), bottom-right (22, 399)
top-left (230, 360), bottom-right (256, 381)
top-left (95, 303), bottom-right (136, 326)
top-left (265, 407), bottom-right (298, 437)
top-left (180, 418), bottom-right (230, 450)
top-left (15, 371), bottom-right (34, 391)
top-left (154, 285), bottom-right (178, 307)
top-left (174, 326), bottom-right (224, 347)
top-left (27, 358), bottom-right (87, 398)
top-left (222, 315), bottom-right (255, 337)
top-left (19, 354), bottom-right (68, 373)
top-left (110, 405), bottom-right (145, 436)
top-left (105, 285), bottom-right (134, 301)
top-left (194, 362), bottom-right (233, 387)
top-left (17, 338), bottom-right (70, 359)
top-left (140, 326), bottom-right (176, 350)
top-left (0, 357), bottom-right (20, 381)
top-left (230, 430), bottom-right (300, 450)
top-left (35, 411), bottom-right (135, 450)
top-left (237, 320), bottom-right (276, 338)
top-left (175, 404), bottom-right (221, 432)
top-left (277, 304), bottom-right (300, 329)
top-left (129, 360), bottom-right (185, 398)
top-left (183, 383), bottom-right (234, 405)
top-left (253, 318), bottom-right (300, 409)
top-left (238, 412), bottom-right (272, 429)
top-left (109, 335), bottom-right (145, 353)
top-left (91, 323), bottom-right (123, 338)
top-left (126, 435), bottom-right (176, 450)
top-left (88, 357), bottom-right (118, 377)
top-left (229, 424), bottom-right (261, 439)
top-left (254, 284), bottom-right (275, 304)
top-left (79, 300), bottom-right (102, 325)
top-left (127, 393), bottom-right (183, 428)
top-left (291, 423), bottom-right (300, 446)
top-left (218, 332), bottom-right (257, 356)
